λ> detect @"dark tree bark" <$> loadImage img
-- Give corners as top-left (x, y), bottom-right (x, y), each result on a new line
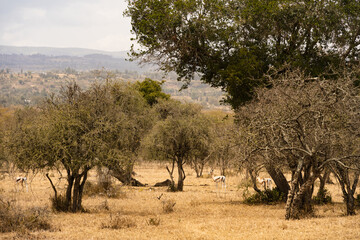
top-left (265, 164), bottom-right (290, 198)
top-left (285, 157), bottom-right (319, 220)
top-left (176, 158), bottom-right (186, 191)
top-left (65, 170), bottom-right (74, 210)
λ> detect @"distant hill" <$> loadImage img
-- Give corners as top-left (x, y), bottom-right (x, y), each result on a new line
top-left (0, 45), bottom-right (128, 58)
top-left (0, 45), bottom-right (150, 72)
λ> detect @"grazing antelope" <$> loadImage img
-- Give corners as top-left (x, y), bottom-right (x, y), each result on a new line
top-left (15, 176), bottom-right (28, 192)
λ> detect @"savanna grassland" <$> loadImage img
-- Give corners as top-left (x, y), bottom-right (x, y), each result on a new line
top-left (1, 162), bottom-right (360, 240)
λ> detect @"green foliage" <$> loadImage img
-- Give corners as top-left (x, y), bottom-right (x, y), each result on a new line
top-left (243, 188), bottom-right (285, 205)
top-left (136, 78), bottom-right (170, 106)
top-left (313, 189), bottom-right (332, 205)
top-left (6, 80), bottom-right (153, 212)
top-left (126, 0), bottom-right (360, 108)
top-left (143, 101), bottom-right (210, 163)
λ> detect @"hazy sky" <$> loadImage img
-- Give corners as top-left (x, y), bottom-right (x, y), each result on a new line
top-left (0, 0), bottom-right (133, 52)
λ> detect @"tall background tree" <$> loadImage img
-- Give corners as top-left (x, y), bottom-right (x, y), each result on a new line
top-left (142, 100), bottom-right (212, 191)
top-left (125, 0), bottom-right (360, 108)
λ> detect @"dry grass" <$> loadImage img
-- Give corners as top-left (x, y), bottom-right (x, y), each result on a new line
top-left (1, 162), bottom-right (360, 239)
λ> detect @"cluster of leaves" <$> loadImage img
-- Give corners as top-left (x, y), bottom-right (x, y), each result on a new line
top-left (136, 78), bottom-right (170, 106)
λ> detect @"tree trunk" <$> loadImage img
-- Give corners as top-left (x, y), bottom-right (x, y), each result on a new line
top-left (285, 161), bottom-right (318, 220)
top-left (344, 193), bottom-right (356, 216)
top-left (176, 159), bottom-right (186, 191)
top-left (332, 166), bottom-right (359, 216)
top-left (65, 173), bottom-right (74, 210)
top-left (249, 169), bottom-right (261, 193)
top-left (265, 164), bottom-right (289, 197)
top-left (193, 160), bottom-right (201, 178)
top-left (319, 169), bottom-right (330, 192)
top-left (77, 170), bottom-right (88, 209)
top-left (72, 175), bottom-right (81, 212)
top-left (285, 159), bottom-right (303, 220)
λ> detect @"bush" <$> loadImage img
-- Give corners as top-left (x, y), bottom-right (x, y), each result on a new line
top-left (83, 181), bottom-right (125, 199)
top-left (0, 197), bottom-right (51, 233)
top-left (147, 217), bottom-right (161, 226)
top-left (101, 214), bottom-right (136, 229)
top-left (243, 188), bottom-right (285, 205)
top-left (313, 189), bottom-right (332, 205)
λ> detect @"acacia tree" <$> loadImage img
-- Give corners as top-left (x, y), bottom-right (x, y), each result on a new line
top-left (143, 101), bottom-right (212, 191)
top-left (136, 78), bottom-right (170, 106)
top-left (125, 0), bottom-right (360, 108)
top-left (7, 81), bottom-right (152, 212)
top-left (237, 69), bottom-right (360, 219)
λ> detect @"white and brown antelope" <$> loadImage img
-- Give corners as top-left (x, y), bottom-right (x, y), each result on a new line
top-left (15, 176), bottom-right (28, 192)
top-left (210, 169), bottom-right (226, 194)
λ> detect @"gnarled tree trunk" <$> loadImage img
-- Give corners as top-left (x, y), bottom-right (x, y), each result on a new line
top-left (285, 159), bottom-right (318, 220)
top-left (176, 158), bottom-right (186, 191)
top-left (265, 164), bottom-right (289, 198)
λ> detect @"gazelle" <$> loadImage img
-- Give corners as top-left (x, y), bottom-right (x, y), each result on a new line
top-left (210, 169), bottom-right (226, 193)
top-left (15, 176), bottom-right (28, 192)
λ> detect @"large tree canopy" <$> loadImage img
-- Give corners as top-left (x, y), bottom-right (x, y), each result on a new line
top-left (126, 0), bottom-right (360, 108)
top-left (6, 81), bottom-right (152, 212)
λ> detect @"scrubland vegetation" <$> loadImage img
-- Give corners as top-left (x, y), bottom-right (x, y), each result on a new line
top-left (0, 67), bottom-right (359, 239)
top-left (1, 0), bottom-right (360, 238)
